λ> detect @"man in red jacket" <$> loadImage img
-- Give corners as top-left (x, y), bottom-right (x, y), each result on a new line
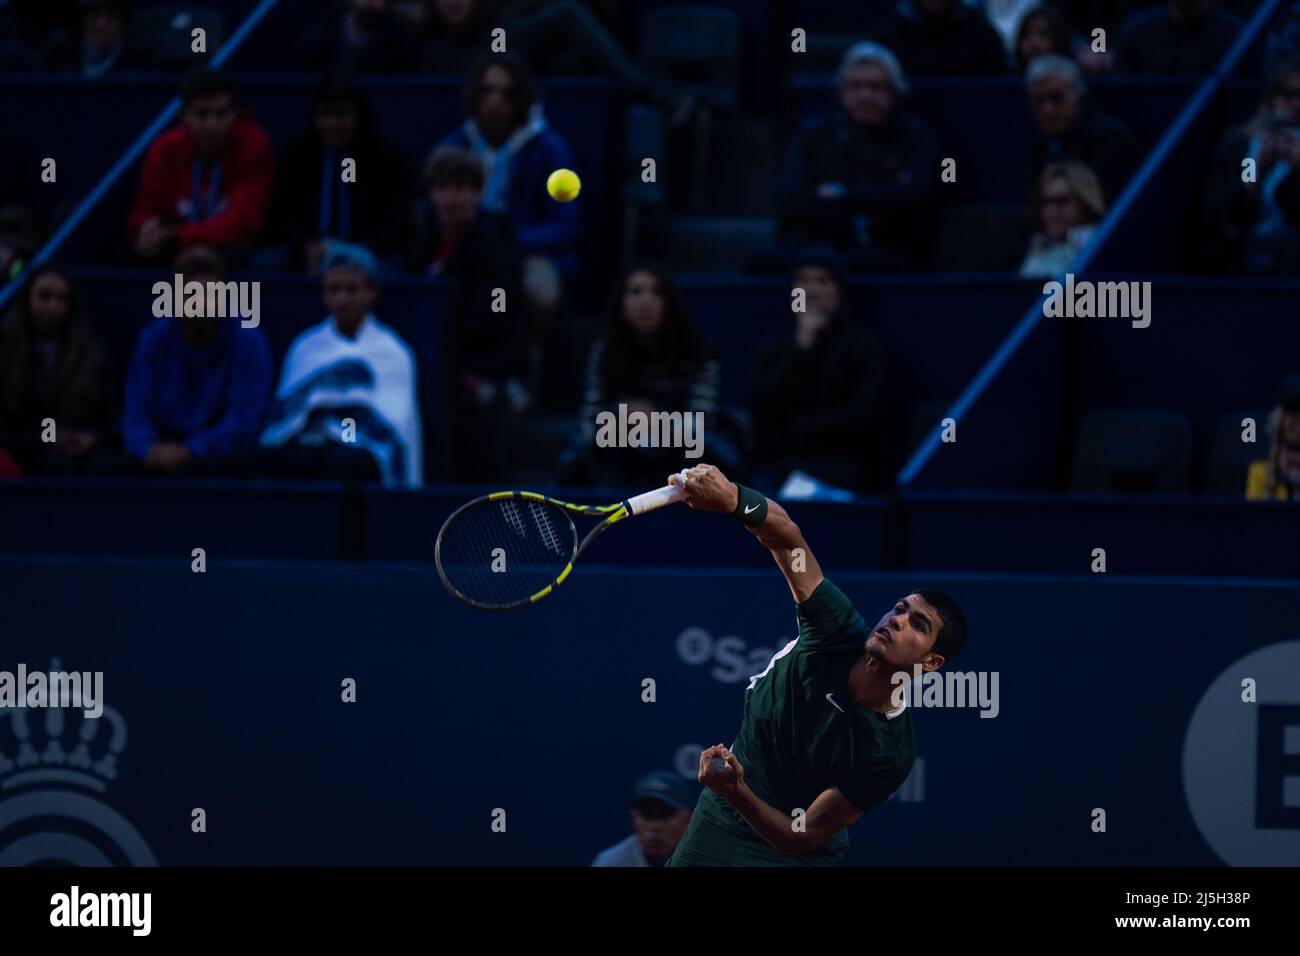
top-left (127, 68), bottom-right (273, 266)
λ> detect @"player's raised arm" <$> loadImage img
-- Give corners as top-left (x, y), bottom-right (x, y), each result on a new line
top-left (669, 464), bottom-right (825, 603)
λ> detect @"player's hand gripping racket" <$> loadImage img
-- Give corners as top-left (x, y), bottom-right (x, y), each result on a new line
top-left (436, 470), bottom-right (691, 610)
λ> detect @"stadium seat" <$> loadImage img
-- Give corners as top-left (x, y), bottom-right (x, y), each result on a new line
top-left (1070, 409), bottom-right (1193, 494)
top-left (933, 202), bottom-right (1032, 272)
top-left (500, 414), bottom-right (581, 486)
top-left (132, 4), bottom-right (227, 66)
top-left (788, 32), bottom-right (860, 82)
top-left (639, 5), bottom-right (742, 210)
top-left (709, 116), bottom-right (779, 214)
top-left (646, 215), bottom-right (776, 273)
top-left (1205, 408), bottom-right (1271, 496)
top-left (622, 104), bottom-right (667, 266)
top-left (638, 5), bottom-right (741, 110)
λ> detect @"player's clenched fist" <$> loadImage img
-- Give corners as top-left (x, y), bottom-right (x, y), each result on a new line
top-left (669, 464), bottom-right (739, 513)
top-left (698, 744), bottom-right (744, 797)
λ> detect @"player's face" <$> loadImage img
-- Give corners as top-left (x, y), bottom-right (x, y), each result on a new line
top-left (28, 272), bottom-right (71, 338)
top-left (1029, 75), bottom-right (1079, 137)
top-left (793, 265), bottom-right (840, 317)
top-left (184, 93), bottom-right (235, 159)
top-left (622, 270), bottom-right (666, 335)
top-left (840, 62), bottom-right (896, 126)
top-left (431, 181), bottom-right (481, 231)
top-left (1019, 16), bottom-right (1055, 65)
top-left (476, 65), bottom-right (518, 142)
top-left (314, 100), bottom-right (359, 149)
top-left (865, 594), bottom-right (943, 670)
top-left (323, 268), bottom-right (376, 330)
top-left (631, 800), bottom-right (690, 865)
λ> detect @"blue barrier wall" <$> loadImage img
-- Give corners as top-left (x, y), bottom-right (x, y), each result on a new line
top-left (4, 480), bottom-right (1293, 576)
top-left (2, 558), bottom-right (1297, 866)
top-left (0, 480), bottom-right (345, 560)
top-left (902, 491), bottom-right (1300, 578)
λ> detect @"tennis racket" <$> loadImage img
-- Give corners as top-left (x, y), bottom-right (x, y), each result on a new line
top-left (436, 470), bottom-right (690, 610)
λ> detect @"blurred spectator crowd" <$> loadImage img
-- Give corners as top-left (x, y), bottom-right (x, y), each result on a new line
top-left (1, 0), bottom-right (1298, 499)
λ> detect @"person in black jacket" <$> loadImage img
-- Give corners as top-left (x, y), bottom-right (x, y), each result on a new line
top-left (1115, 0), bottom-right (1242, 74)
top-left (0, 265), bottom-right (117, 475)
top-left (1201, 58), bottom-right (1300, 274)
top-left (757, 42), bottom-right (938, 275)
top-left (409, 145), bottom-right (528, 480)
top-left (869, 0), bottom-right (1008, 76)
top-left (409, 144), bottom-right (526, 401)
top-left (1026, 54), bottom-right (1140, 202)
top-left (259, 72), bottom-right (412, 272)
top-left (750, 248), bottom-right (889, 493)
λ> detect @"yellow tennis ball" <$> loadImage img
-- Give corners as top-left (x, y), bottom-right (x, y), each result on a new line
top-left (547, 168), bottom-right (581, 202)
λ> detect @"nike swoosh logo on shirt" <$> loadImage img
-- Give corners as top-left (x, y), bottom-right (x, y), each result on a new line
top-left (744, 504), bottom-right (760, 514)
top-left (826, 692), bottom-right (845, 714)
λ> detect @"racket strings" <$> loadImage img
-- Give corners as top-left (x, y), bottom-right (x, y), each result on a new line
top-left (529, 501), bottom-right (566, 557)
top-left (500, 499), bottom-right (527, 539)
top-left (437, 497), bottom-right (575, 608)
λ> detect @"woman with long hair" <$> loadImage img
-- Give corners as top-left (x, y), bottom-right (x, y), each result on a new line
top-left (1013, 5), bottom-right (1072, 73)
top-left (1019, 160), bottom-right (1106, 278)
top-left (0, 264), bottom-right (114, 474)
top-left (562, 262), bottom-right (733, 486)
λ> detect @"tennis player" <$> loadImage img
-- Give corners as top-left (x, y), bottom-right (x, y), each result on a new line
top-left (665, 463), bottom-right (967, 866)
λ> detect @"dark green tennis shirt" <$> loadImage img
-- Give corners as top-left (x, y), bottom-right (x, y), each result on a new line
top-left (697, 578), bottom-right (916, 862)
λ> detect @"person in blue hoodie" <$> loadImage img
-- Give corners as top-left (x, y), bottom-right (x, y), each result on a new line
top-left (121, 245), bottom-right (272, 475)
top-left (437, 52), bottom-right (579, 322)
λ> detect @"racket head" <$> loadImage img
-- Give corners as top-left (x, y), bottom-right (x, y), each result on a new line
top-left (435, 492), bottom-right (583, 610)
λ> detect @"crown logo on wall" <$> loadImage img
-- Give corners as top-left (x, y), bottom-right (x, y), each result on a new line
top-left (0, 658), bottom-right (126, 794)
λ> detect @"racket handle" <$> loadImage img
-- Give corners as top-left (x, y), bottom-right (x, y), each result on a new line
top-left (625, 469), bottom-right (690, 517)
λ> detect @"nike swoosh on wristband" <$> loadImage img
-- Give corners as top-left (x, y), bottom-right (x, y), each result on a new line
top-left (744, 503), bottom-right (760, 514)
